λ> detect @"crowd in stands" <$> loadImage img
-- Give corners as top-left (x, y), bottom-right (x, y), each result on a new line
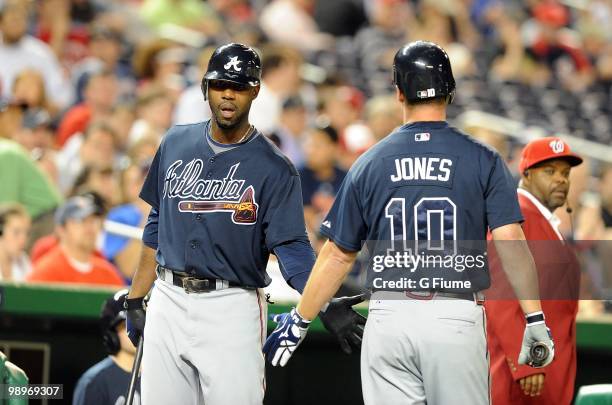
top-left (0, 0), bottom-right (610, 311)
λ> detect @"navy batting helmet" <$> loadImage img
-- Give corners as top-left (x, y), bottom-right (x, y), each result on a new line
top-left (393, 41), bottom-right (455, 104)
top-left (201, 43), bottom-right (262, 100)
top-left (100, 289), bottom-right (128, 354)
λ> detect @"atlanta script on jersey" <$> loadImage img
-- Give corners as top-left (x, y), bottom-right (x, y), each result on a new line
top-left (164, 161), bottom-right (259, 225)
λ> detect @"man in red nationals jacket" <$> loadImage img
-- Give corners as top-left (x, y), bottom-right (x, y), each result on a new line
top-left (485, 137), bottom-right (582, 405)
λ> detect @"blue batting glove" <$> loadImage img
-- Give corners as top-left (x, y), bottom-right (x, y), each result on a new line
top-left (263, 308), bottom-right (310, 366)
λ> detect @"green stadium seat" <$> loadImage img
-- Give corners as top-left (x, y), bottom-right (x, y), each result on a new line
top-left (575, 385), bottom-right (612, 405)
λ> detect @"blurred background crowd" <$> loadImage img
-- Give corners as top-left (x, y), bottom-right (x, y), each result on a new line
top-left (0, 0), bottom-right (610, 312)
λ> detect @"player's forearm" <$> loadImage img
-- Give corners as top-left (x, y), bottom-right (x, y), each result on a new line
top-left (128, 245), bottom-right (158, 298)
top-left (296, 240), bottom-right (357, 320)
top-left (491, 224), bottom-right (541, 314)
top-left (497, 247), bottom-right (541, 314)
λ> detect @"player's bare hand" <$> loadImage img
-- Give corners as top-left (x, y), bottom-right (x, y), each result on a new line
top-left (263, 308), bottom-right (310, 366)
top-left (519, 373), bottom-right (545, 396)
top-left (319, 294), bottom-right (367, 354)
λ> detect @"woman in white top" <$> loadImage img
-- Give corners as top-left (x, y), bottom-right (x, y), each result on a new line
top-left (0, 203), bottom-right (32, 281)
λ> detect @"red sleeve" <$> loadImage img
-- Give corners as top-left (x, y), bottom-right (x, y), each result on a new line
top-left (107, 269), bottom-right (126, 286)
top-left (96, 259), bottom-right (126, 286)
top-left (56, 105), bottom-right (91, 147)
top-left (25, 268), bottom-right (46, 282)
top-left (486, 299), bottom-right (546, 380)
top-left (27, 254), bottom-right (64, 283)
top-left (561, 43), bottom-right (592, 72)
top-left (30, 236), bottom-right (58, 264)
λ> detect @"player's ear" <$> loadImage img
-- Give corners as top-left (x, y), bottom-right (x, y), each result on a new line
top-left (251, 85), bottom-right (260, 100)
top-left (396, 87), bottom-right (404, 104)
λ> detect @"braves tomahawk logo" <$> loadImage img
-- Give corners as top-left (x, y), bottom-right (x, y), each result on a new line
top-left (224, 56), bottom-right (242, 72)
top-left (163, 161), bottom-right (258, 225)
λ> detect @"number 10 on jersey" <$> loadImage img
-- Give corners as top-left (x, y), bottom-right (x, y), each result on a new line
top-left (385, 197), bottom-right (457, 252)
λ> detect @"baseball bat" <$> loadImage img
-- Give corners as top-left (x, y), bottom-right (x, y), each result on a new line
top-left (126, 336), bottom-right (144, 405)
top-left (530, 342), bottom-right (549, 367)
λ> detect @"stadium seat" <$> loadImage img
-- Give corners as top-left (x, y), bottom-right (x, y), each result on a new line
top-left (0, 351), bottom-right (29, 405)
top-left (575, 385), bottom-right (612, 405)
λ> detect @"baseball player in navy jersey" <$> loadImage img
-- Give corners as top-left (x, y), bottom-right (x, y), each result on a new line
top-left (264, 41), bottom-right (555, 404)
top-left (124, 43), bottom-right (364, 405)
top-left (73, 290), bottom-right (141, 405)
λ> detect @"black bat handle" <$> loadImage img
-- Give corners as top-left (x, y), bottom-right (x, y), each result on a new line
top-left (126, 336), bottom-right (144, 405)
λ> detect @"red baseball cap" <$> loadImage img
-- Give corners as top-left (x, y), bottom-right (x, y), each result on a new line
top-left (519, 137), bottom-right (583, 173)
top-left (533, 3), bottom-right (569, 28)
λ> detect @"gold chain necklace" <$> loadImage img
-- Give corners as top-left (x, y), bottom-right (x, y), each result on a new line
top-left (209, 124), bottom-right (253, 144)
top-left (236, 125), bottom-right (253, 144)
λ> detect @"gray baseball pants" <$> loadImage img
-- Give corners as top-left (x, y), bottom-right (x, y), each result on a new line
top-left (361, 292), bottom-right (490, 405)
top-left (141, 278), bottom-right (267, 405)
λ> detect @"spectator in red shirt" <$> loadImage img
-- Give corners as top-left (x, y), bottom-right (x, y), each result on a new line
top-left (30, 191), bottom-right (107, 264)
top-left (27, 195), bottom-right (124, 287)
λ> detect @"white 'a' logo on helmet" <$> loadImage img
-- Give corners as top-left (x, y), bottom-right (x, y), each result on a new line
top-left (224, 56), bottom-right (242, 71)
top-left (549, 139), bottom-right (565, 154)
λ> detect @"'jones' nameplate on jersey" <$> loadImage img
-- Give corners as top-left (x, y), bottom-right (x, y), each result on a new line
top-left (386, 154), bottom-right (457, 188)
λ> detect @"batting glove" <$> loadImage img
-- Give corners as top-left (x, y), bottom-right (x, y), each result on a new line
top-left (263, 308), bottom-right (310, 367)
top-left (319, 294), bottom-right (367, 355)
top-left (125, 296), bottom-right (146, 348)
top-left (518, 311), bottom-right (555, 368)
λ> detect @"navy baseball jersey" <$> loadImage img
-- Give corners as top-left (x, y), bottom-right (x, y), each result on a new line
top-left (139, 120), bottom-right (308, 288)
top-left (73, 357), bottom-right (140, 405)
top-left (320, 121), bottom-right (522, 289)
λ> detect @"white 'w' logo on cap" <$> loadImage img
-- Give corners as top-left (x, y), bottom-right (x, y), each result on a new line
top-left (549, 139), bottom-right (565, 154)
